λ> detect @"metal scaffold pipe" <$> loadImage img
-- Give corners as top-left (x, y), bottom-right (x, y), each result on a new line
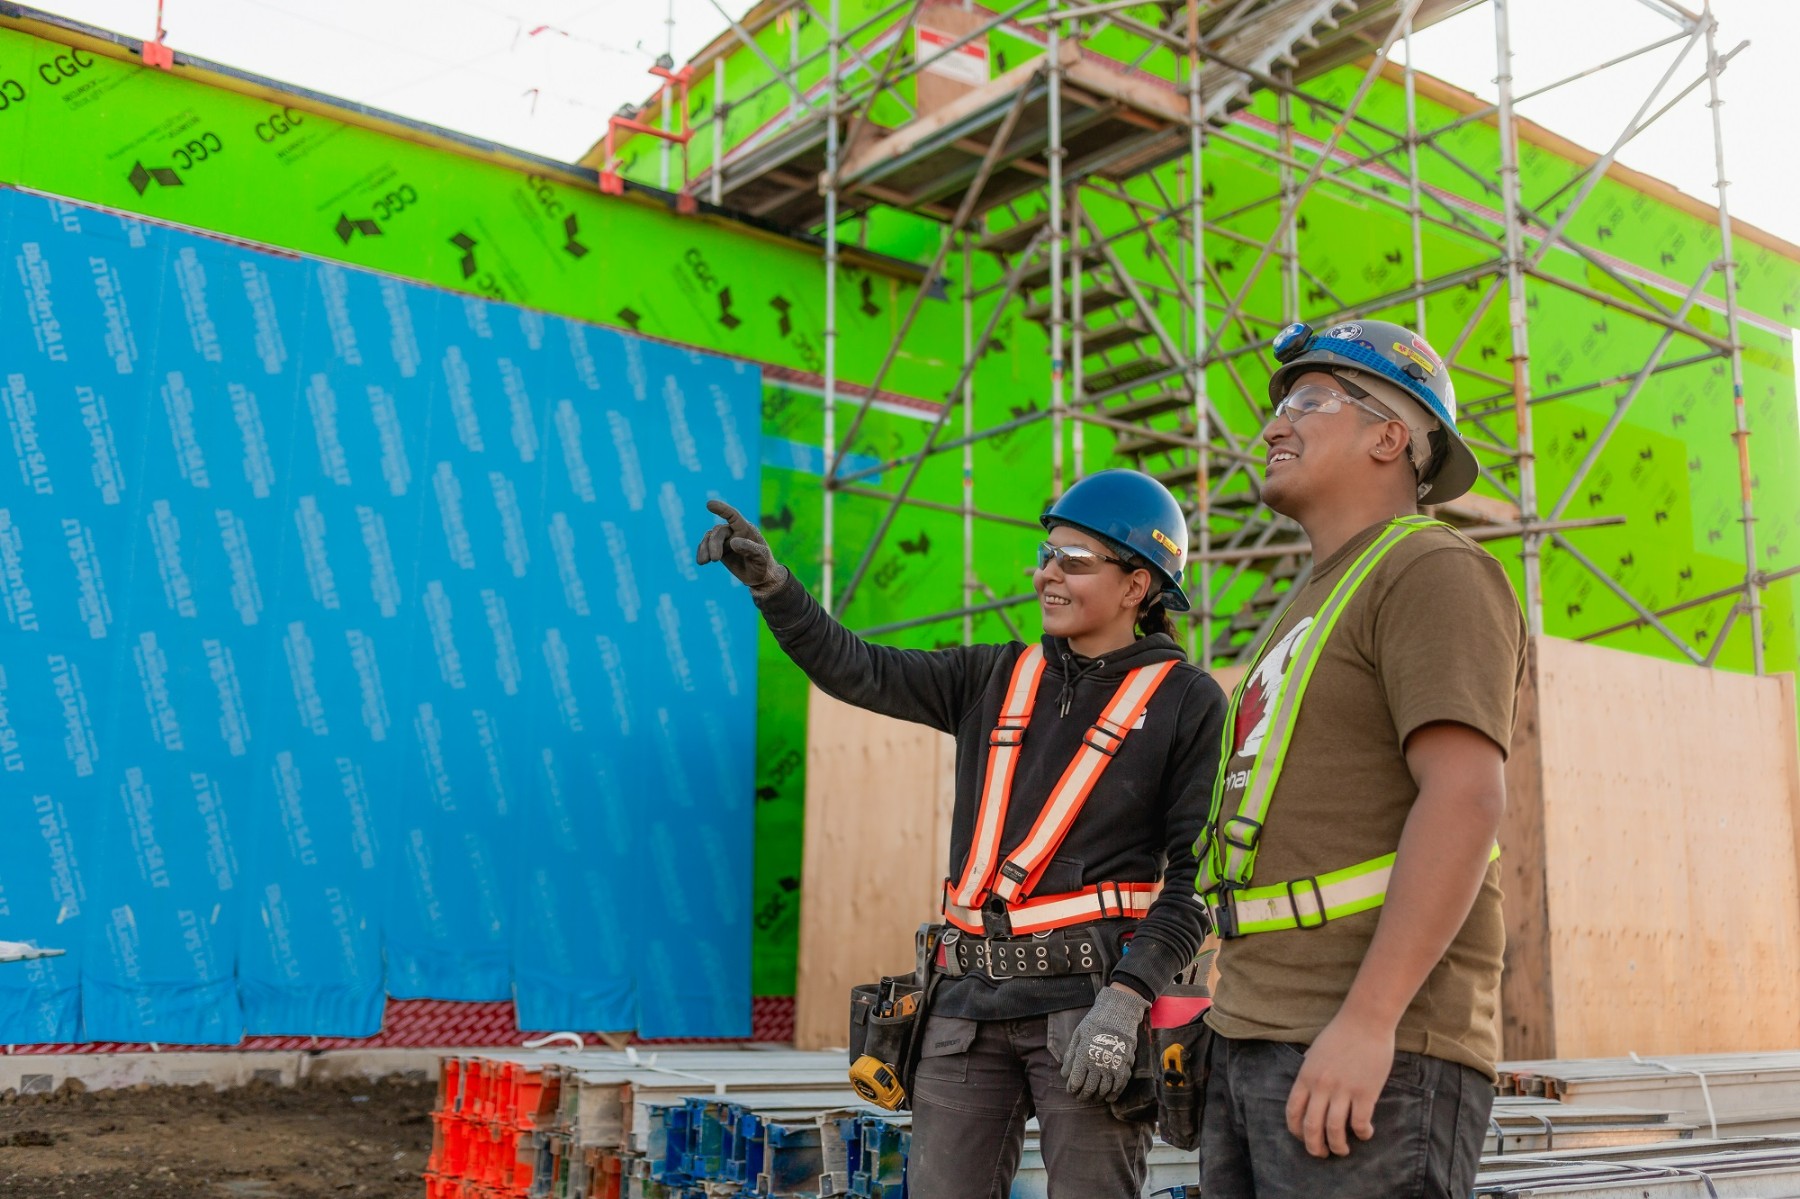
top-left (1048, 0), bottom-right (1067, 500)
top-left (822, 0), bottom-right (841, 613)
top-left (661, 0), bottom-right (675, 188)
top-left (711, 58), bottom-right (725, 206)
top-left (963, 235), bottom-right (976, 645)
top-left (1071, 182), bottom-right (1086, 482)
top-left (1187, 0), bottom-right (1211, 661)
top-left (1703, 2), bottom-right (1763, 674)
top-left (1493, 0), bottom-right (1543, 637)
top-left (1277, 66), bottom-right (1298, 324)
top-left (1404, 17), bottom-right (1427, 335)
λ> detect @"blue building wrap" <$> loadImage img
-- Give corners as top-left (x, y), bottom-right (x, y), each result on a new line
top-left (0, 189), bottom-right (759, 1042)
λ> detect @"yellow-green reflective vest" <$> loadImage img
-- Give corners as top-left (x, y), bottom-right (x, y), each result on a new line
top-left (1194, 516), bottom-right (1498, 937)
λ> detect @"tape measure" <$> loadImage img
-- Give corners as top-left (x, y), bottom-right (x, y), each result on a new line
top-left (849, 1054), bottom-right (906, 1110)
top-left (1161, 1042), bottom-right (1188, 1090)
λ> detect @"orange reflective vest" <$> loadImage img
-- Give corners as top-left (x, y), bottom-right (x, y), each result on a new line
top-left (941, 645), bottom-right (1177, 936)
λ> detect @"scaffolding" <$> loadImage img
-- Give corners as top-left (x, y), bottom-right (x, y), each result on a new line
top-left (633, 0), bottom-right (1781, 672)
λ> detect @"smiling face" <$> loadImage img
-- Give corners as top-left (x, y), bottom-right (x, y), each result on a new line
top-left (1034, 524), bottom-right (1154, 652)
top-left (1261, 369), bottom-right (1405, 520)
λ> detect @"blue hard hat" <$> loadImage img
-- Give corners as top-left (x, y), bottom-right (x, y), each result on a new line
top-left (1040, 469), bottom-right (1191, 612)
top-left (1267, 318), bottom-right (1479, 502)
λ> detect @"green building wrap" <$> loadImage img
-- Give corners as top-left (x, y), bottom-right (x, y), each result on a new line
top-left (3, 6), bottom-right (1798, 999)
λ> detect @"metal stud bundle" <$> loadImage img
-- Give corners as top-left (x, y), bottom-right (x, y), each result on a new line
top-left (418, 1048), bottom-right (1800, 1198)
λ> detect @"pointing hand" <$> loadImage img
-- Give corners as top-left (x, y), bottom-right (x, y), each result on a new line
top-left (696, 499), bottom-right (788, 598)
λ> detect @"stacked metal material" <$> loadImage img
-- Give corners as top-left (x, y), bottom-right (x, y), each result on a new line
top-left (1486, 1098), bottom-right (1695, 1154)
top-left (1473, 1137), bottom-right (1800, 1196)
top-left (425, 1048), bottom-right (857, 1198)
top-left (1479, 1055), bottom-right (1800, 1197)
top-left (1497, 1053), bottom-right (1800, 1139)
top-left (419, 1047), bottom-right (1800, 1198)
top-left (426, 1052), bottom-right (559, 1198)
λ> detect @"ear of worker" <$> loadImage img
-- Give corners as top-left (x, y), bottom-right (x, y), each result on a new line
top-left (697, 499), bottom-right (790, 598)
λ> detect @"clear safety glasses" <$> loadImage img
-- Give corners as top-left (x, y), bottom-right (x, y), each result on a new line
top-left (1275, 382), bottom-right (1397, 426)
top-left (1036, 542), bottom-right (1128, 575)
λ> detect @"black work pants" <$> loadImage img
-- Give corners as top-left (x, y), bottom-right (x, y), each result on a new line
top-left (1200, 1034), bottom-right (1492, 1198)
top-left (904, 1010), bottom-right (1152, 1199)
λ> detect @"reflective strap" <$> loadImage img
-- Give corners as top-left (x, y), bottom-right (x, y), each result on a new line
top-left (942, 881), bottom-right (1161, 937)
top-left (1198, 517), bottom-right (1444, 894)
top-left (993, 660), bottom-right (1177, 903)
top-left (1208, 844), bottom-right (1501, 937)
top-left (950, 646), bottom-right (1046, 908)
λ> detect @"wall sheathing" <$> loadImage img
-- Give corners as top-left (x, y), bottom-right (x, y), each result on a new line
top-left (4, 7), bottom-right (1799, 998)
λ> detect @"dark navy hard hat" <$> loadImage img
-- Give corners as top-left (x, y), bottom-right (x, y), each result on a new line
top-left (1268, 318), bottom-right (1479, 502)
top-left (1040, 469), bottom-right (1191, 612)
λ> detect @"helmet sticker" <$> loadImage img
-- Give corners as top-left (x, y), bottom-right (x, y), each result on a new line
top-left (1410, 335), bottom-right (1443, 370)
top-left (1393, 340), bottom-right (1438, 377)
top-left (1323, 322), bottom-right (1363, 340)
top-left (1151, 528), bottom-right (1181, 559)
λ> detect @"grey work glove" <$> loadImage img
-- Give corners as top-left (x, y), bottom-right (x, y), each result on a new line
top-left (1061, 984), bottom-right (1151, 1102)
top-left (696, 499), bottom-right (788, 598)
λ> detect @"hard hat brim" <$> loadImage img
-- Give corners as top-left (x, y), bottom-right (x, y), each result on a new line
top-left (1422, 434), bottom-right (1481, 504)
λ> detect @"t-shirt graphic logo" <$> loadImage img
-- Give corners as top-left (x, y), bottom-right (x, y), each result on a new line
top-left (1234, 617), bottom-right (1312, 758)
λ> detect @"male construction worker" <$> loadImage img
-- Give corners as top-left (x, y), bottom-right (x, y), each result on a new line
top-left (1193, 318), bottom-right (1526, 1198)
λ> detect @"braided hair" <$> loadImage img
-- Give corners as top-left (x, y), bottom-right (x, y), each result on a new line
top-left (1136, 583), bottom-right (1175, 640)
top-left (1137, 598), bottom-right (1174, 640)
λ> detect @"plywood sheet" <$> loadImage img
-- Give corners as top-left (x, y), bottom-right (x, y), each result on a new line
top-left (794, 688), bottom-right (956, 1050)
top-left (1535, 636), bottom-right (1800, 1056)
top-left (1499, 638), bottom-right (1555, 1060)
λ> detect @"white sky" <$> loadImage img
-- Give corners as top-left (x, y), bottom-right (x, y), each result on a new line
top-left (20, 0), bottom-right (1800, 244)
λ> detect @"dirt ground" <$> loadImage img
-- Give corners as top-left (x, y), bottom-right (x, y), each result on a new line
top-left (0, 1075), bottom-right (436, 1199)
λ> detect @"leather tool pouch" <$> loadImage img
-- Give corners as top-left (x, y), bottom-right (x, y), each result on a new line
top-left (848, 978), bottom-right (922, 1072)
top-left (1150, 1007), bottom-right (1213, 1151)
top-left (844, 925), bottom-right (943, 1110)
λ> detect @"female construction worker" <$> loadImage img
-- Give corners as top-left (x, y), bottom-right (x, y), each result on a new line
top-left (697, 469), bottom-right (1227, 1198)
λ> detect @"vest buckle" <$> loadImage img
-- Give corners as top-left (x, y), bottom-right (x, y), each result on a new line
top-left (1221, 815), bottom-right (1263, 853)
top-left (1285, 876), bottom-right (1327, 930)
top-left (1081, 722), bottom-right (1124, 757)
top-left (1212, 894), bottom-right (1240, 940)
top-left (980, 897), bottom-right (1013, 939)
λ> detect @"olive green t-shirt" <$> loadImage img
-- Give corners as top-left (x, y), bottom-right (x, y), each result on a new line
top-left (1204, 519), bottom-right (1527, 1080)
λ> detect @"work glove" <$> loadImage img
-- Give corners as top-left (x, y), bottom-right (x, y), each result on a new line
top-left (696, 499), bottom-right (788, 598)
top-left (1061, 985), bottom-right (1151, 1103)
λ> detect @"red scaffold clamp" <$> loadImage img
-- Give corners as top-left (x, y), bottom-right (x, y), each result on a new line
top-left (600, 57), bottom-right (698, 210)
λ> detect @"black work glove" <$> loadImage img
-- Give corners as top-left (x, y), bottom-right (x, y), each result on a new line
top-left (696, 499), bottom-right (788, 598)
top-left (1062, 985), bottom-right (1150, 1102)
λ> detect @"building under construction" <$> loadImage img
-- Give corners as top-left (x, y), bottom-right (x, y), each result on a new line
top-left (0, 0), bottom-right (1795, 1071)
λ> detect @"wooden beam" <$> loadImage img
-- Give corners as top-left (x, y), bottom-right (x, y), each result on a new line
top-left (840, 47), bottom-right (1066, 182)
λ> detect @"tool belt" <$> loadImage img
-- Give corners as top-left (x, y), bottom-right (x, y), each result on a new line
top-left (932, 924), bottom-right (1115, 981)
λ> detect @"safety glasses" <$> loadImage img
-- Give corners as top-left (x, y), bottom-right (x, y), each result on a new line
top-left (1275, 382), bottom-right (1397, 426)
top-left (1036, 542), bottom-right (1128, 574)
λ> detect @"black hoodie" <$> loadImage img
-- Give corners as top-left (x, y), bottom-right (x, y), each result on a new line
top-left (757, 573), bottom-right (1228, 1020)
